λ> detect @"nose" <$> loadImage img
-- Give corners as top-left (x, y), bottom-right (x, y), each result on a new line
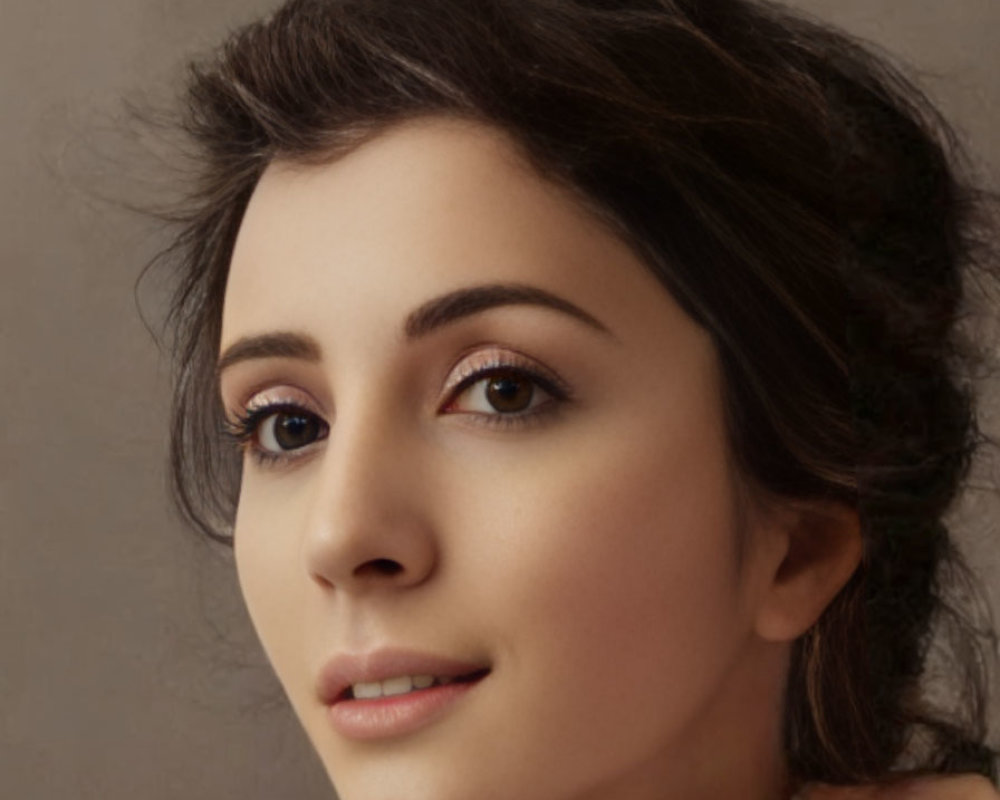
top-left (302, 405), bottom-right (438, 595)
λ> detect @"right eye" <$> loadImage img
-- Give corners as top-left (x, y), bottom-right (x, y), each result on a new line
top-left (256, 408), bottom-right (327, 453)
top-left (226, 403), bottom-right (329, 464)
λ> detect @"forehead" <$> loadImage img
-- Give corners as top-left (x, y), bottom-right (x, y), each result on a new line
top-left (221, 115), bottom-right (707, 367)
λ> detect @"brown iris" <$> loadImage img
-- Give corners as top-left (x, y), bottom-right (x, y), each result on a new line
top-left (272, 411), bottom-right (323, 450)
top-left (485, 370), bottom-right (534, 413)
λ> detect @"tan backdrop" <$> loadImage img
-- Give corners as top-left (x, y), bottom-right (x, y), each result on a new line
top-left (2, 2), bottom-right (997, 798)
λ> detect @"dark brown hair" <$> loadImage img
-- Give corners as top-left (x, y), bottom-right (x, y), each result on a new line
top-left (156, 0), bottom-right (999, 787)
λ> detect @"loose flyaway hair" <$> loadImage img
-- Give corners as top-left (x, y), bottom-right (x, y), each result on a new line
top-left (148, 0), bottom-right (999, 786)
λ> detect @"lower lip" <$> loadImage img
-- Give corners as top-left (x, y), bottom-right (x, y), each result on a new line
top-left (327, 676), bottom-right (487, 740)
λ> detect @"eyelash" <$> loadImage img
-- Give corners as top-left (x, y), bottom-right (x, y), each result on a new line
top-left (441, 357), bottom-right (570, 429)
top-left (223, 357), bottom-right (571, 467)
top-left (223, 402), bottom-right (329, 467)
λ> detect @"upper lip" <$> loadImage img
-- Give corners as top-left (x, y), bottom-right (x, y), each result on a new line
top-left (317, 647), bottom-right (491, 704)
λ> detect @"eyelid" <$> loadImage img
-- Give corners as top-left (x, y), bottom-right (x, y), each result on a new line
top-left (222, 383), bottom-right (329, 460)
top-left (223, 350), bottom-right (569, 452)
top-left (223, 387), bottom-right (330, 468)
top-left (231, 384), bottom-right (325, 421)
top-left (441, 347), bottom-right (571, 400)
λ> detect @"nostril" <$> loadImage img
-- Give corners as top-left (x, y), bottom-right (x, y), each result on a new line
top-left (355, 558), bottom-right (404, 578)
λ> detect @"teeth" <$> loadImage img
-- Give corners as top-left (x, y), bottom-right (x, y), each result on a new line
top-left (350, 674), bottom-right (440, 699)
top-left (381, 676), bottom-right (413, 697)
top-left (352, 680), bottom-right (384, 700)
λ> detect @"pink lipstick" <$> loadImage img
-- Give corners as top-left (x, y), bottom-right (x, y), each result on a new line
top-left (317, 648), bottom-right (490, 740)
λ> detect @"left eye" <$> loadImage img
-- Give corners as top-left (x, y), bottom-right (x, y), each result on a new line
top-left (446, 368), bottom-right (554, 416)
top-left (256, 409), bottom-right (327, 453)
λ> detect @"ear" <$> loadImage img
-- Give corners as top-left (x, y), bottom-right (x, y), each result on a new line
top-left (752, 501), bottom-right (862, 642)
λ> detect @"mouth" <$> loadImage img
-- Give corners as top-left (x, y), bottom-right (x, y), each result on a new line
top-left (319, 651), bottom-right (491, 740)
top-left (317, 647), bottom-right (492, 707)
top-left (337, 668), bottom-right (491, 702)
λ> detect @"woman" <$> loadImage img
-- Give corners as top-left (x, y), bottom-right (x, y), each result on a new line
top-left (157, 0), bottom-right (998, 797)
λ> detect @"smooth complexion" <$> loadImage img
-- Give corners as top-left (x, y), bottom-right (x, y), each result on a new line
top-left (218, 117), bottom-right (861, 800)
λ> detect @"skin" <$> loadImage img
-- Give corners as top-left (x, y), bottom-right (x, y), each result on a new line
top-left (217, 115), bottom-right (963, 800)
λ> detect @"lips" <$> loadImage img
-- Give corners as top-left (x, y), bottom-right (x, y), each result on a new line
top-left (317, 647), bottom-right (491, 706)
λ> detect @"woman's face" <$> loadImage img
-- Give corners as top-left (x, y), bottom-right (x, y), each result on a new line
top-left (219, 117), bottom-right (791, 800)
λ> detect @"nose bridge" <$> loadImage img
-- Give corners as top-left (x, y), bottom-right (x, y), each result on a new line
top-left (303, 395), bottom-right (436, 593)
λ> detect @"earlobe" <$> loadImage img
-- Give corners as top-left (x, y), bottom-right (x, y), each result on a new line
top-left (753, 502), bottom-right (863, 642)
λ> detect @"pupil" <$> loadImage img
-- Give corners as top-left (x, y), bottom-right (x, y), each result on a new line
top-left (275, 412), bottom-right (318, 449)
top-left (486, 372), bottom-right (533, 413)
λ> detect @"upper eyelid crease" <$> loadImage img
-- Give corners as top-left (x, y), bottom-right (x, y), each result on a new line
top-left (443, 352), bottom-right (570, 399)
top-left (226, 356), bottom-right (567, 458)
top-left (216, 282), bottom-right (615, 375)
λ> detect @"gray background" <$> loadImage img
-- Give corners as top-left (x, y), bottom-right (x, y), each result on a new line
top-left (2, 2), bottom-right (997, 798)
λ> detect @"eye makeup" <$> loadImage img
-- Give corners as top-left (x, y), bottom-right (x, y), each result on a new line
top-left (221, 345), bottom-right (575, 466)
top-left (438, 348), bottom-right (573, 431)
top-left (224, 402), bottom-right (329, 467)
top-left (222, 385), bottom-right (329, 467)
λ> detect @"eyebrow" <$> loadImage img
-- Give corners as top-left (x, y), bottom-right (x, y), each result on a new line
top-left (403, 282), bottom-right (613, 341)
top-left (217, 282), bottom-right (613, 372)
top-left (217, 331), bottom-right (322, 373)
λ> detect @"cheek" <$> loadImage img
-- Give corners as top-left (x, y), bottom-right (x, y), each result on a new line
top-left (464, 417), bottom-right (747, 704)
top-left (543, 469), bottom-right (735, 649)
top-left (231, 476), bottom-right (311, 672)
top-left (476, 424), bottom-right (737, 624)
top-left (435, 415), bottom-right (754, 795)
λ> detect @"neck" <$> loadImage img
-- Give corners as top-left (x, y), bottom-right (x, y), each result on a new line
top-left (678, 637), bottom-right (794, 800)
top-left (568, 636), bottom-right (795, 800)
